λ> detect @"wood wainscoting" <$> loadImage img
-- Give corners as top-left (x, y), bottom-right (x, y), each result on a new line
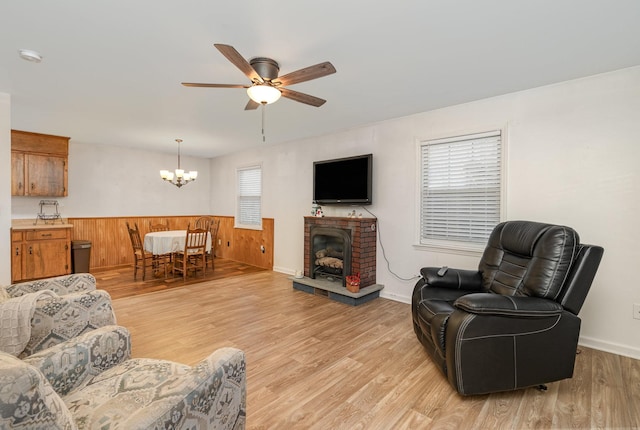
top-left (68, 215), bottom-right (273, 271)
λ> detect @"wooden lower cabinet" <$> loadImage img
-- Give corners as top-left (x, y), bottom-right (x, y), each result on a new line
top-left (11, 228), bottom-right (72, 282)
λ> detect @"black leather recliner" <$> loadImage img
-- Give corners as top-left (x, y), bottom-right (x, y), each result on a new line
top-left (411, 220), bottom-right (604, 395)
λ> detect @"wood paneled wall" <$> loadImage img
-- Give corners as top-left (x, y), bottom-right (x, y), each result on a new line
top-left (68, 215), bottom-right (274, 271)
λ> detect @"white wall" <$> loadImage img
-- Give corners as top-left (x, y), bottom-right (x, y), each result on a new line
top-left (0, 93), bottom-right (11, 285)
top-left (210, 66), bottom-right (640, 359)
top-left (5, 67), bottom-right (639, 358)
top-left (11, 141), bottom-right (212, 218)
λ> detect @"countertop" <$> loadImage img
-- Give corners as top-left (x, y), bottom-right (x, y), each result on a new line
top-left (11, 219), bottom-right (73, 230)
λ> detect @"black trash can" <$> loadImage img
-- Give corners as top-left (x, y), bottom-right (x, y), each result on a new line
top-left (71, 240), bottom-right (91, 273)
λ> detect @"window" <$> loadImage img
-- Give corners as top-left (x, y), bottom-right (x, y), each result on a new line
top-left (419, 130), bottom-right (502, 250)
top-left (236, 165), bottom-right (262, 229)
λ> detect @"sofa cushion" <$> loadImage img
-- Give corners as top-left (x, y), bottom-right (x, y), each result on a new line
top-left (0, 351), bottom-right (76, 430)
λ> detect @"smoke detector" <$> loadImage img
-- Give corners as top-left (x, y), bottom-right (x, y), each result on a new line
top-left (18, 49), bottom-right (43, 63)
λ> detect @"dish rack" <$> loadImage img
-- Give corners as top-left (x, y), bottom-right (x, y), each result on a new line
top-left (34, 200), bottom-right (63, 225)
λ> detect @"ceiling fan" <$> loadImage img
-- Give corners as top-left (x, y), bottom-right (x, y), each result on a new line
top-left (182, 44), bottom-right (336, 110)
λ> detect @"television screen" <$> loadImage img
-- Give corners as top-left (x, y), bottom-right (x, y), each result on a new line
top-left (313, 154), bottom-right (372, 205)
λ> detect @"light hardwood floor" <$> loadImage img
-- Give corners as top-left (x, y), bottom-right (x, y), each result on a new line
top-left (103, 268), bottom-right (640, 429)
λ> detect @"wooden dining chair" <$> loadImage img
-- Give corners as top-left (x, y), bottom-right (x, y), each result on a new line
top-left (148, 219), bottom-right (170, 232)
top-left (148, 219), bottom-right (172, 266)
top-left (194, 216), bottom-right (212, 232)
top-left (206, 218), bottom-right (220, 270)
top-left (126, 222), bottom-right (165, 280)
top-left (173, 227), bottom-right (208, 280)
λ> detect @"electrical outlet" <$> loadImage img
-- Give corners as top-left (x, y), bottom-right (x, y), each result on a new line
top-left (634, 303), bottom-right (640, 320)
top-left (218, 239), bottom-right (221, 245)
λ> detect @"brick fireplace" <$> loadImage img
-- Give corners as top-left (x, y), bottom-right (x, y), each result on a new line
top-left (304, 216), bottom-right (377, 288)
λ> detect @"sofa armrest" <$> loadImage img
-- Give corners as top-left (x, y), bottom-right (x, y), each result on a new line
top-left (61, 347), bottom-right (246, 429)
top-left (21, 290), bottom-right (117, 358)
top-left (420, 267), bottom-right (484, 291)
top-left (150, 347), bottom-right (247, 429)
top-left (7, 273), bottom-right (97, 297)
top-left (454, 293), bottom-right (564, 317)
top-left (0, 351), bottom-right (77, 429)
top-left (23, 325), bottom-right (131, 396)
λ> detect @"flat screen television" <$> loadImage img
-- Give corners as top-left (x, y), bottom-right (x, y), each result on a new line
top-left (313, 154), bottom-right (372, 205)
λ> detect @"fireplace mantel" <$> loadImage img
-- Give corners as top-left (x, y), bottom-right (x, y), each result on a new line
top-left (303, 216), bottom-right (377, 222)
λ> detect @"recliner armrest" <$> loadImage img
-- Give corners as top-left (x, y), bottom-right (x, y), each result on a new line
top-left (420, 267), bottom-right (483, 291)
top-left (454, 293), bottom-right (564, 317)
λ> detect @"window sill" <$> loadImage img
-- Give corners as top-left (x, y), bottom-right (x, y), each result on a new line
top-left (234, 223), bottom-right (263, 231)
top-left (413, 241), bottom-right (484, 257)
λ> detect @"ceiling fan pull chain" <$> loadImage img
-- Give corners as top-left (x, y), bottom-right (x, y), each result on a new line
top-left (262, 101), bottom-right (267, 142)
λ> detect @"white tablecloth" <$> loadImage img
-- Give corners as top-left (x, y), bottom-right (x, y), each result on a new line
top-left (144, 230), bottom-right (212, 255)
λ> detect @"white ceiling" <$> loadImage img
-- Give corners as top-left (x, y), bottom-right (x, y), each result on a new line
top-left (1, 1), bottom-right (640, 158)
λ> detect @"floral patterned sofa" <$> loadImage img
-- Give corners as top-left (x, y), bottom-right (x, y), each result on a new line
top-left (0, 325), bottom-right (247, 429)
top-left (1, 274), bottom-right (116, 358)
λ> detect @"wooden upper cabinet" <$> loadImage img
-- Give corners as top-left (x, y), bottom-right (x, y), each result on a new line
top-left (26, 154), bottom-right (67, 196)
top-left (11, 130), bottom-right (69, 197)
top-left (11, 151), bottom-right (25, 195)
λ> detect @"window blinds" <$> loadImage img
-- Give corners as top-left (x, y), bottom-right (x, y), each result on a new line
top-left (237, 166), bottom-right (262, 227)
top-left (420, 130), bottom-right (501, 244)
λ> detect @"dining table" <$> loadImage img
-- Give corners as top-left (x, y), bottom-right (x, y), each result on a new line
top-left (143, 230), bottom-right (212, 256)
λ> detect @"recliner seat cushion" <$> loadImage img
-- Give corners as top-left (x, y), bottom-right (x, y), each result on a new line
top-left (479, 221), bottom-right (579, 299)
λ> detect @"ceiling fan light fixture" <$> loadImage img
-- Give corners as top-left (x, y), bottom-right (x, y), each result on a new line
top-left (247, 85), bottom-right (281, 104)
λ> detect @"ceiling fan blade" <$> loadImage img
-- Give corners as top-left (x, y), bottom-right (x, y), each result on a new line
top-left (244, 99), bottom-right (260, 110)
top-left (214, 44), bottom-right (264, 84)
top-left (280, 88), bottom-right (326, 107)
top-left (181, 82), bottom-right (249, 88)
top-left (275, 62), bottom-right (336, 87)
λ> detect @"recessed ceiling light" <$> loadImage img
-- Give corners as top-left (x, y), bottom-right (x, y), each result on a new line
top-left (18, 49), bottom-right (43, 63)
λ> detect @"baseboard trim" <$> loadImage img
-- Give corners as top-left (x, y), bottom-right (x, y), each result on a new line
top-left (380, 291), bottom-right (411, 304)
top-left (579, 335), bottom-right (640, 360)
top-left (273, 266), bottom-right (295, 276)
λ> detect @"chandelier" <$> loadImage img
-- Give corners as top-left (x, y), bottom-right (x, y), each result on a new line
top-left (160, 139), bottom-right (198, 188)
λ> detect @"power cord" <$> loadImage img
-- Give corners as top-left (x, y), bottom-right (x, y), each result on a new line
top-left (361, 206), bottom-right (421, 282)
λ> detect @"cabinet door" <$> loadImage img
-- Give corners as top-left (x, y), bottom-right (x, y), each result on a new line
top-left (11, 243), bottom-right (22, 282)
top-left (23, 240), bottom-right (70, 280)
top-left (26, 154), bottom-right (68, 196)
top-left (11, 152), bottom-right (25, 196)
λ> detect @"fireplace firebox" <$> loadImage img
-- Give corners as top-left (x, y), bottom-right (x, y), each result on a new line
top-left (309, 226), bottom-right (352, 286)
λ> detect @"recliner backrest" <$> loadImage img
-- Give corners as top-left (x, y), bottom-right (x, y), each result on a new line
top-left (479, 221), bottom-right (580, 299)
